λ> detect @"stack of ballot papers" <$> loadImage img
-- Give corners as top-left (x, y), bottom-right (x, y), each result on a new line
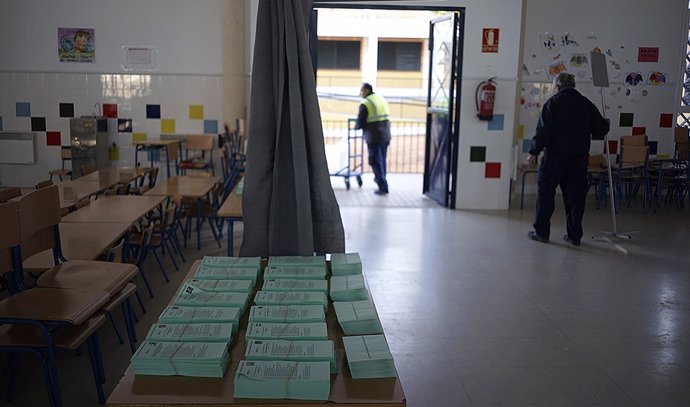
top-left (159, 305), bottom-right (241, 334)
top-left (262, 278), bottom-right (328, 294)
top-left (342, 335), bottom-right (397, 378)
top-left (264, 266), bottom-right (327, 280)
top-left (245, 322), bottom-right (328, 341)
top-left (330, 253), bottom-right (362, 276)
top-left (254, 291), bottom-right (328, 312)
top-left (248, 305), bottom-right (325, 323)
top-left (329, 275), bottom-right (369, 302)
top-left (194, 264), bottom-right (259, 285)
top-left (333, 300), bottom-right (383, 335)
top-left (202, 256), bottom-right (261, 270)
top-left (132, 341), bottom-right (230, 378)
top-left (174, 291), bottom-right (250, 312)
top-left (180, 278), bottom-right (253, 294)
top-left (245, 339), bottom-right (337, 373)
top-left (268, 255), bottom-right (326, 268)
top-left (234, 360), bottom-right (330, 400)
top-left (145, 323), bottom-right (233, 343)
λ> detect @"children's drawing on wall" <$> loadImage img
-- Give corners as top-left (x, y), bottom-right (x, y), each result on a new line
top-left (58, 28), bottom-right (95, 63)
top-left (625, 72), bottom-right (644, 86)
top-left (648, 71), bottom-right (666, 86)
top-left (569, 53), bottom-right (588, 69)
top-left (559, 32), bottom-right (579, 48)
top-left (540, 33), bottom-right (559, 54)
top-left (547, 61), bottom-right (567, 80)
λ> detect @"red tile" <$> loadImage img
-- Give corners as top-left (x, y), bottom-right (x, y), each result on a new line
top-left (485, 162), bottom-right (501, 178)
top-left (659, 113), bottom-right (673, 128)
top-left (46, 131), bottom-right (61, 146)
top-left (632, 126), bottom-right (646, 135)
top-left (103, 103), bottom-right (118, 118)
top-left (605, 140), bottom-right (618, 154)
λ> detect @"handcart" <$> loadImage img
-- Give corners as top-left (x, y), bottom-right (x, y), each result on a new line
top-left (330, 118), bottom-right (364, 190)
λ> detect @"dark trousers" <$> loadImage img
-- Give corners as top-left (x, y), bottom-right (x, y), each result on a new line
top-left (367, 141), bottom-right (389, 192)
top-left (533, 153), bottom-right (589, 241)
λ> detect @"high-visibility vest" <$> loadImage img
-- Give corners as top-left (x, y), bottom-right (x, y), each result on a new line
top-left (362, 93), bottom-right (390, 123)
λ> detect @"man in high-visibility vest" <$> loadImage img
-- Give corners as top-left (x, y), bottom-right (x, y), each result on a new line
top-left (355, 83), bottom-right (392, 195)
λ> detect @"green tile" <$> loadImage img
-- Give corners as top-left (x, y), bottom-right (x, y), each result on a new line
top-left (470, 146), bottom-right (486, 162)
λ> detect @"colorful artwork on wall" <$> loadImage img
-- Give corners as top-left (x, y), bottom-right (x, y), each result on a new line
top-left (58, 28), bottom-right (95, 63)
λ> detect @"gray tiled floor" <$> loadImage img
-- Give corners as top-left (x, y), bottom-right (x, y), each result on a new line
top-left (3, 174), bottom-right (689, 406)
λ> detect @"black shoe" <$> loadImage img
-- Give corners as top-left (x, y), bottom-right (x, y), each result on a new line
top-left (374, 190), bottom-right (389, 195)
top-left (527, 231), bottom-right (548, 243)
top-left (563, 235), bottom-right (581, 246)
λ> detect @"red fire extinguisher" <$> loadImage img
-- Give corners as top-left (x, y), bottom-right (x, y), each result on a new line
top-left (476, 77), bottom-right (497, 121)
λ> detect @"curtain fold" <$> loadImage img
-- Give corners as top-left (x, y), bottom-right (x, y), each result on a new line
top-left (240, 0), bottom-right (345, 257)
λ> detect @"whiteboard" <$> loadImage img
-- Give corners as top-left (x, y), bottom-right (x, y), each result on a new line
top-left (0, 132), bottom-right (36, 164)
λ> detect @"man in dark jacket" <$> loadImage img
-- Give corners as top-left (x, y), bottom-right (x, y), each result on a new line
top-left (527, 72), bottom-right (610, 245)
top-left (355, 83), bottom-right (392, 195)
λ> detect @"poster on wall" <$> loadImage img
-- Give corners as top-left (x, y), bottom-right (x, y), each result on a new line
top-left (546, 61), bottom-right (567, 79)
top-left (58, 28), bottom-right (95, 63)
top-left (123, 46), bottom-right (156, 70)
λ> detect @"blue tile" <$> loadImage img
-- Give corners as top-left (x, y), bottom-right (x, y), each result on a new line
top-left (146, 104), bottom-right (161, 119)
top-left (488, 114), bottom-right (504, 131)
top-left (204, 119), bottom-right (218, 134)
top-left (522, 139), bottom-right (533, 153)
top-left (16, 102), bottom-right (31, 117)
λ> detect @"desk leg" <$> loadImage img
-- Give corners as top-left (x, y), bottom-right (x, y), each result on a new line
top-left (521, 171), bottom-right (528, 210)
top-left (227, 220), bottom-right (234, 257)
top-left (196, 197), bottom-right (201, 250)
top-left (135, 147), bottom-right (140, 168)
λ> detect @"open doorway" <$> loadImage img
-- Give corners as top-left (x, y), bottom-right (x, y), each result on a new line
top-left (311, 4), bottom-right (465, 208)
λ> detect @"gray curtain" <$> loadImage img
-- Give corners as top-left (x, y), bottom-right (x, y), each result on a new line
top-left (240, 0), bottom-right (345, 257)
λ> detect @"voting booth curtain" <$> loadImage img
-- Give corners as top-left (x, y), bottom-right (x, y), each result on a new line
top-left (240, 0), bottom-right (345, 257)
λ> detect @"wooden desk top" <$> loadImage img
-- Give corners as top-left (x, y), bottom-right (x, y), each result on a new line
top-left (61, 195), bottom-right (165, 224)
top-left (106, 260), bottom-right (406, 407)
top-left (0, 287), bottom-right (109, 325)
top-left (57, 180), bottom-right (109, 209)
top-left (146, 176), bottom-right (220, 199)
top-left (76, 167), bottom-right (148, 186)
top-left (217, 181), bottom-right (242, 219)
top-left (133, 140), bottom-right (182, 147)
top-left (23, 222), bottom-right (132, 269)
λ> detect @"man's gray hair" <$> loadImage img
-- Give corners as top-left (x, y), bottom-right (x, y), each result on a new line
top-left (555, 72), bottom-right (576, 89)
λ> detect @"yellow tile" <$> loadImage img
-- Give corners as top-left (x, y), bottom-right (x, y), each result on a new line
top-left (161, 119), bottom-right (176, 134)
top-left (189, 105), bottom-right (204, 120)
top-left (518, 125), bottom-right (524, 140)
top-left (132, 132), bottom-right (147, 142)
top-left (655, 154), bottom-right (671, 159)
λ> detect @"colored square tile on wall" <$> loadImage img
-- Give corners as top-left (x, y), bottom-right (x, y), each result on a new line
top-left (204, 119), bottom-right (218, 134)
top-left (648, 140), bottom-right (658, 155)
top-left (118, 119), bottom-right (132, 133)
top-left (59, 103), bottom-right (74, 118)
top-left (161, 119), bottom-right (175, 134)
top-left (605, 140), bottom-right (618, 154)
top-left (619, 113), bottom-right (634, 127)
top-left (97, 119), bottom-right (108, 132)
top-left (522, 139), bottom-right (533, 153)
top-left (132, 132), bottom-right (148, 142)
top-left (469, 146), bottom-right (486, 162)
top-left (517, 125), bottom-right (524, 140)
top-left (485, 162), bottom-right (501, 178)
top-left (659, 113), bottom-right (673, 128)
top-left (0, 117), bottom-right (3, 131)
top-left (632, 126), bottom-right (646, 135)
top-left (487, 114), bottom-right (504, 131)
top-left (189, 105), bottom-right (204, 120)
top-left (146, 104), bottom-right (161, 119)
top-left (592, 131), bottom-right (606, 141)
top-left (16, 102), bottom-right (31, 117)
top-left (656, 154), bottom-right (671, 159)
top-left (46, 131), bottom-right (61, 146)
top-left (103, 103), bottom-right (118, 118)
top-left (31, 117), bottom-right (46, 132)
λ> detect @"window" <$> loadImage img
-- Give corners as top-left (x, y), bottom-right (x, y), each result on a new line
top-left (378, 41), bottom-right (422, 71)
top-left (317, 40), bottom-right (361, 70)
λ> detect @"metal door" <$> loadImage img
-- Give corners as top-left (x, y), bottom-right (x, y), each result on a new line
top-left (423, 13), bottom-right (463, 208)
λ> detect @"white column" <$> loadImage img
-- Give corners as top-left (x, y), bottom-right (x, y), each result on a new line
top-left (361, 10), bottom-right (378, 88)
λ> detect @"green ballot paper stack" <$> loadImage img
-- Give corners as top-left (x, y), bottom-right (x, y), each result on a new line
top-left (262, 278), bottom-right (328, 294)
top-left (145, 323), bottom-right (233, 343)
top-left (342, 335), bottom-right (397, 379)
top-left (180, 278), bottom-right (254, 293)
top-left (248, 305), bottom-right (325, 323)
top-left (264, 266), bottom-right (327, 280)
top-left (333, 300), bottom-right (383, 335)
top-left (174, 291), bottom-right (250, 312)
top-left (245, 339), bottom-right (337, 373)
top-left (131, 341), bottom-right (231, 378)
top-left (201, 256), bottom-right (261, 270)
top-left (330, 252), bottom-right (363, 276)
top-left (245, 322), bottom-right (328, 341)
top-left (234, 360), bottom-right (331, 400)
top-left (267, 255), bottom-right (327, 268)
top-left (329, 275), bottom-right (369, 302)
top-left (158, 305), bottom-right (241, 334)
top-left (194, 264), bottom-right (259, 285)
top-left (254, 291), bottom-right (328, 312)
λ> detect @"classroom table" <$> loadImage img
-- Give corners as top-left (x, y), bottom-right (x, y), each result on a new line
top-left (23, 222), bottom-right (132, 270)
top-left (133, 140), bottom-right (183, 178)
top-left (56, 180), bottom-right (109, 210)
top-left (217, 178), bottom-right (243, 256)
top-left (61, 195), bottom-right (166, 224)
top-left (77, 167), bottom-right (149, 187)
top-left (145, 176), bottom-right (220, 249)
top-left (106, 260), bottom-right (406, 407)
